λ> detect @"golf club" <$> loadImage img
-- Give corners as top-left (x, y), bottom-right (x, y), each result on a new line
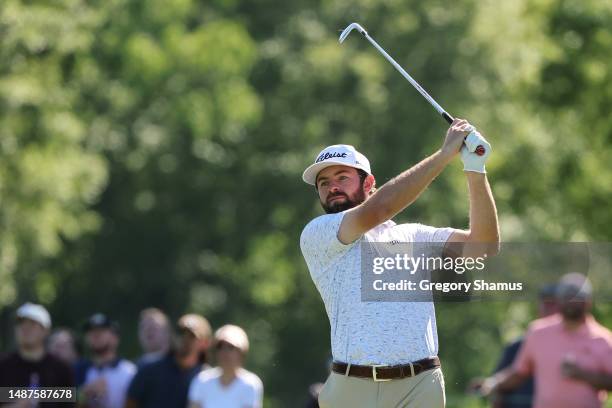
top-left (339, 22), bottom-right (485, 156)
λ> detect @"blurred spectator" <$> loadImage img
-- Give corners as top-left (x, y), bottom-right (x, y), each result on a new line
top-left (304, 357), bottom-right (332, 408)
top-left (135, 308), bottom-right (171, 368)
top-left (48, 328), bottom-right (80, 367)
top-left (0, 302), bottom-right (75, 408)
top-left (481, 273), bottom-right (612, 408)
top-left (304, 383), bottom-right (323, 408)
top-left (126, 314), bottom-right (212, 408)
top-left (188, 325), bottom-right (263, 408)
top-left (76, 314), bottom-right (136, 408)
top-left (472, 284), bottom-right (559, 408)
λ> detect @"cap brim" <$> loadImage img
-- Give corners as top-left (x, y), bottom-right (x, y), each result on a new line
top-left (216, 337), bottom-right (247, 352)
top-left (16, 315), bottom-right (49, 329)
top-left (302, 161), bottom-right (362, 185)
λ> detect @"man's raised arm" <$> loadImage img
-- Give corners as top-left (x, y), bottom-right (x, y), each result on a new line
top-left (446, 130), bottom-right (499, 257)
top-left (339, 119), bottom-right (477, 244)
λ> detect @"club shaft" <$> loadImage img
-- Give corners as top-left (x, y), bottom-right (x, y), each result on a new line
top-left (362, 33), bottom-right (452, 122)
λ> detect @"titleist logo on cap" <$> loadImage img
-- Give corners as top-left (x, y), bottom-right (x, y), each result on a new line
top-left (315, 152), bottom-right (348, 163)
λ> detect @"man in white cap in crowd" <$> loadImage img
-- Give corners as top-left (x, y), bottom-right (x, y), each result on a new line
top-left (0, 302), bottom-right (75, 408)
top-left (300, 119), bottom-right (499, 407)
top-left (188, 324), bottom-right (263, 408)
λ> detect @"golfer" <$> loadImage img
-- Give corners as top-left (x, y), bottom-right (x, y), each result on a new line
top-left (300, 119), bottom-right (499, 407)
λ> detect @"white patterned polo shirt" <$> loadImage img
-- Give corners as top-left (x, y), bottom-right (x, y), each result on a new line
top-left (300, 211), bottom-right (455, 365)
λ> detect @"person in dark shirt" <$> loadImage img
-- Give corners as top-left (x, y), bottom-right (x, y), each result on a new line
top-left (0, 303), bottom-right (74, 408)
top-left (125, 314), bottom-right (212, 408)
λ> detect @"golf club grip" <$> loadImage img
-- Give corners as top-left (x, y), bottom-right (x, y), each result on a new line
top-left (443, 112), bottom-right (486, 156)
top-left (442, 111), bottom-right (454, 124)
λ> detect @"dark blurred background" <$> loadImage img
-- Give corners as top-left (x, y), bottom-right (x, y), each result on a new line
top-left (1, 0), bottom-right (611, 406)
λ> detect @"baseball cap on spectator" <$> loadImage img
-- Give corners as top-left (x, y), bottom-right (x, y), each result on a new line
top-left (16, 303), bottom-right (51, 329)
top-left (83, 313), bottom-right (119, 333)
top-left (178, 314), bottom-right (211, 340)
top-left (302, 144), bottom-right (371, 185)
top-left (215, 324), bottom-right (249, 353)
top-left (557, 273), bottom-right (593, 300)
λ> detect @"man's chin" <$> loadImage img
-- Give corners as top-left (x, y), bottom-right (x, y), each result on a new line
top-left (322, 201), bottom-right (356, 214)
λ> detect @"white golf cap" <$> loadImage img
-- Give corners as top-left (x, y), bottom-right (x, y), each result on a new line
top-left (16, 302), bottom-right (51, 329)
top-left (215, 324), bottom-right (249, 353)
top-left (302, 144), bottom-right (371, 185)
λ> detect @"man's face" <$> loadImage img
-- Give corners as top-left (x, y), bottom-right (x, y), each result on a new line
top-left (139, 315), bottom-right (170, 353)
top-left (558, 297), bottom-right (589, 321)
top-left (86, 328), bottom-right (118, 355)
top-left (215, 341), bottom-right (242, 371)
top-left (48, 330), bottom-right (78, 364)
top-left (174, 329), bottom-right (203, 358)
top-left (15, 319), bottom-right (48, 350)
top-left (316, 166), bottom-right (368, 214)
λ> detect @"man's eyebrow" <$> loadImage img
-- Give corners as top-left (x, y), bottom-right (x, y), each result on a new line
top-left (317, 170), bottom-right (351, 184)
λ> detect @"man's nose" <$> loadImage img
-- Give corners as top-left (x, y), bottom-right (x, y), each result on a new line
top-left (329, 184), bottom-right (340, 193)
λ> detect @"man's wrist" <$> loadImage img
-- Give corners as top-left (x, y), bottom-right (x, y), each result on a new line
top-left (465, 171), bottom-right (487, 181)
top-left (437, 148), bottom-right (457, 165)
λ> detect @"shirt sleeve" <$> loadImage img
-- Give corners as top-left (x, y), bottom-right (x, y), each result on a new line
top-left (243, 376), bottom-right (263, 408)
top-left (411, 224), bottom-right (456, 256)
top-left (512, 330), bottom-right (535, 376)
top-left (300, 212), bottom-right (355, 281)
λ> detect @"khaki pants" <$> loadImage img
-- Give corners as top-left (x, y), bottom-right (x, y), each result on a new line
top-left (318, 367), bottom-right (445, 408)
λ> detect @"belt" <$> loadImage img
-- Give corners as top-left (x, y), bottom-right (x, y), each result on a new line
top-left (331, 356), bottom-right (440, 382)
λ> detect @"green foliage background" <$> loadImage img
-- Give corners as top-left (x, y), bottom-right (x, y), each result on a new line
top-left (1, 0), bottom-right (611, 406)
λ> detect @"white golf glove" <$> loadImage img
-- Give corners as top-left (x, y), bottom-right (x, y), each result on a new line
top-left (461, 129), bottom-right (491, 173)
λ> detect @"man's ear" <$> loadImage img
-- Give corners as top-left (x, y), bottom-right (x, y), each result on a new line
top-left (363, 174), bottom-right (376, 195)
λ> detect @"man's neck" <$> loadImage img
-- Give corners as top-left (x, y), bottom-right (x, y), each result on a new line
top-left (19, 346), bottom-right (45, 362)
top-left (174, 351), bottom-right (199, 370)
top-left (563, 315), bottom-right (588, 331)
top-left (220, 368), bottom-right (238, 387)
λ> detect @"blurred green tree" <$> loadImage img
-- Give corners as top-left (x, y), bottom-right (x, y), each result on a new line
top-left (1, 0), bottom-right (611, 406)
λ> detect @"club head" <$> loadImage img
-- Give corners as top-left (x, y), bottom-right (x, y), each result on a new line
top-left (339, 22), bottom-right (367, 43)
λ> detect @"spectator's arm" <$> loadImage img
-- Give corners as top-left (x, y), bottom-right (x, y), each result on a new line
top-left (562, 361), bottom-right (612, 390)
top-left (577, 370), bottom-right (612, 390)
top-left (493, 367), bottom-right (529, 392)
top-left (481, 335), bottom-right (534, 396)
top-left (481, 367), bottom-right (529, 395)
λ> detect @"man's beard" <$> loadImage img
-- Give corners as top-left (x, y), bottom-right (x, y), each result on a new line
top-left (560, 303), bottom-right (587, 321)
top-left (90, 343), bottom-right (113, 356)
top-left (321, 189), bottom-right (366, 214)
